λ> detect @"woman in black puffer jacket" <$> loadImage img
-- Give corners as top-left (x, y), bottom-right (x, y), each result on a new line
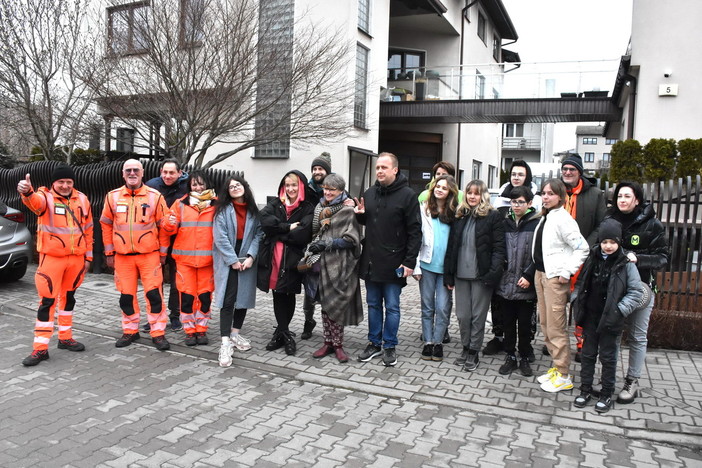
top-left (444, 180), bottom-right (505, 372)
top-left (257, 170), bottom-right (315, 355)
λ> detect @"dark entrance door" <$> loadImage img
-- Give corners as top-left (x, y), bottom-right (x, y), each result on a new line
top-left (379, 130), bottom-right (442, 194)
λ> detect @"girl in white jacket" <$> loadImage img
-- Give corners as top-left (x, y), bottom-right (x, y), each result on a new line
top-left (413, 175), bottom-right (459, 362)
top-left (532, 178), bottom-right (589, 393)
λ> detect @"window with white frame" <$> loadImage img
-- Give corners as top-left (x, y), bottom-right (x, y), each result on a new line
top-left (477, 11), bottom-right (486, 44)
top-left (583, 137), bottom-right (597, 145)
top-left (108, 2), bottom-right (150, 56)
top-left (472, 160), bottom-right (482, 180)
top-left (355, 44), bottom-right (369, 129)
top-left (358, 0), bottom-right (370, 34)
top-left (488, 165), bottom-right (497, 188)
top-left (116, 128), bottom-right (135, 153)
top-left (504, 123), bottom-right (524, 138)
top-left (475, 70), bottom-right (485, 99)
top-left (584, 152), bottom-right (595, 163)
top-left (254, 0), bottom-right (294, 158)
top-left (180, 0), bottom-right (205, 47)
top-left (602, 153), bottom-right (611, 162)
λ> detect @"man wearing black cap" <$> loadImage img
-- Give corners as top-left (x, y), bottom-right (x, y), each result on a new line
top-left (17, 164), bottom-right (93, 366)
top-left (560, 153), bottom-right (606, 245)
top-left (560, 153), bottom-right (607, 361)
top-left (299, 152), bottom-right (333, 339)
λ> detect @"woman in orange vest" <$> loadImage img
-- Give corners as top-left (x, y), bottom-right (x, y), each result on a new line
top-left (162, 171), bottom-right (217, 346)
top-left (212, 175), bottom-right (262, 367)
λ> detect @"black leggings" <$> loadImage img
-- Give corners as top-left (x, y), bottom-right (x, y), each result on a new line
top-left (220, 268), bottom-right (248, 337)
top-left (273, 291), bottom-right (296, 331)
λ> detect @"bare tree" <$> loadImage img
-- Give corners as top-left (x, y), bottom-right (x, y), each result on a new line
top-left (0, 0), bottom-right (106, 163)
top-left (91, 0), bottom-right (354, 169)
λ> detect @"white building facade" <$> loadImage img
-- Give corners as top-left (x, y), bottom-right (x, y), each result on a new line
top-left (608, 0), bottom-right (702, 144)
top-left (98, 0), bottom-right (519, 202)
top-left (575, 125), bottom-right (616, 175)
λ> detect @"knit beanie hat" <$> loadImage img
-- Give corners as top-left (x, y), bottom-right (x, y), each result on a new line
top-left (598, 218), bottom-right (623, 245)
top-left (561, 153), bottom-right (584, 175)
top-left (311, 152), bottom-right (332, 175)
top-left (51, 164), bottom-right (75, 184)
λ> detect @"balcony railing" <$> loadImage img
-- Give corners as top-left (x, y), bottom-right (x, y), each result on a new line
top-left (502, 137), bottom-right (541, 150)
top-left (384, 59), bottom-right (620, 102)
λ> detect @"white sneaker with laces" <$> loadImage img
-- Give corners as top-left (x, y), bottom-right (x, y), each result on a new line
top-left (540, 372), bottom-right (574, 393)
top-left (230, 334), bottom-right (252, 352)
top-left (537, 367), bottom-right (558, 384)
top-left (218, 342), bottom-right (234, 367)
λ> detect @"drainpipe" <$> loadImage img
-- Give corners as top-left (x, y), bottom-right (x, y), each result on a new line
top-left (458, 1), bottom-right (478, 183)
top-left (624, 74), bottom-right (637, 139)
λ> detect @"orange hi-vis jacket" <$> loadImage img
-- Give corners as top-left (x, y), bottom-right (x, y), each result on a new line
top-left (21, 187), bottom-right (94, 260)
top-left (100, 185), bottom-right (169, 256)
top-left (162, 196), bottom-right (215, 268)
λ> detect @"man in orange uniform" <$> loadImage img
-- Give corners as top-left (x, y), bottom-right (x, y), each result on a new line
top-left (17, 164), bottom-right (93, 366)
top-left (100, 159), bottom-right (171, 351)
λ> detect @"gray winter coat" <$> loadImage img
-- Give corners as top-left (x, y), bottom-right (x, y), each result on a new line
top-left (496, 208), bottom-right (540, 301)
top-left (212, 204), bottom-right (263, 309)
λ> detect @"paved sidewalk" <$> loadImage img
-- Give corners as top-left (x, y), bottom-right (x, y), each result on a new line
top-left (1, 264), bottom-right (701, 466)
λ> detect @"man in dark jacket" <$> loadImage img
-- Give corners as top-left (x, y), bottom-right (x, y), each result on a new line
top-left (145, 159), bottom-right (189, 331)
top-left (560, 153), bottom-right (607, 361)
top-left (354, 152), bottom-right (421, 367)
top-left (301, 152), bottom-right (332, 340)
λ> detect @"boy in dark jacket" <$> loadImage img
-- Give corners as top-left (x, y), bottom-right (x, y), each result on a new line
top-left (495, 186), bottom-right (540, 377)
top-left (571, 219), bottom-right (643, 413)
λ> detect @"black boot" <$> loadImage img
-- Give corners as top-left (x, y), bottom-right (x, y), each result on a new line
top-left (301, 319), bottom-right (316, 340)
top-left (282, 330), bottom-right (297, 355)
top-left (266, 328), bottom-right (285, 351)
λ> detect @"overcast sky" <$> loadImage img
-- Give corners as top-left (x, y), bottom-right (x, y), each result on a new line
top-left (501, 0), bottom-right (633, 153)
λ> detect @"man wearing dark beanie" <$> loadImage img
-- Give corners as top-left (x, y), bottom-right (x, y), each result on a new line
top-left (17, 164), bottom-right (94, 366)
top-left (301, 152), bottom-right (333, 339)
top-left (558, 153), bottom-right (606, 362)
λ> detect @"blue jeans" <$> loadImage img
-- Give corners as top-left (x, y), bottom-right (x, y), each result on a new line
top-left (365, 280), bottom-right (402, 349)
top-left (418, 270), bottom-right (451, 344)
top-left (625, 293), bottom-right (654, 379)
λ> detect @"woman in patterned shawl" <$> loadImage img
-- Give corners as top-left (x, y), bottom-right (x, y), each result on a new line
top-left (305, 174), bottom-right (363, 363)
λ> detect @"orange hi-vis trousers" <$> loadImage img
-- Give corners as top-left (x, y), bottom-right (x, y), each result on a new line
top-left (175, 262), bottom-right (214, 334)
top-left (33, 254), bottom-right (86, 351)
top-left (114, 251), bottom-right (167, 337)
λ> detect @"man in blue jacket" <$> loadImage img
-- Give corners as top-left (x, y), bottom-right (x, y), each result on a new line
top-left (354, 152), bottom-right (421, 366)
top-left (146, 159), bottom-right (189, 331)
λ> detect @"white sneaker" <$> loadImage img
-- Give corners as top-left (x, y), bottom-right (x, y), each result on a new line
top-left (540, 372), bottom-right (574, 393)
top-left (230, 334), bottom-right (252, 352)
top-left (218, 342), bottom-right (233, 367)
top-left (537, 367), bottom-right (558, 384)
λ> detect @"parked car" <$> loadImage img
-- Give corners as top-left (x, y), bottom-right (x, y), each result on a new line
top-left (0, 199), bottom-right (32, 282)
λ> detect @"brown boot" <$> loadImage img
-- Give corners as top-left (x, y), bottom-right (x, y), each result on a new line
top-left (313, 343), bottom-right (334, 359)
top-left (334, 346), bottom-right (349, 363)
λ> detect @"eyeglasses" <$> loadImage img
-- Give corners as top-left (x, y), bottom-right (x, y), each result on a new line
top-left (510, 200), bottom-right (527, 206)
top-left (561, 167), bottom-right (578, 173)
top-left (322, 187), bottom-right (341, 192)
top-left (123, 168), bottom-right (141, 173)
top-left (510, 172), bottom-right (526, 178)
top-left (228, 183), bottom-right (243, 190)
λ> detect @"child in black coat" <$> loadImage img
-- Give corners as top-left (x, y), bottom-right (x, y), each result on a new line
top-left (571, 219), bottom-right (644, 413)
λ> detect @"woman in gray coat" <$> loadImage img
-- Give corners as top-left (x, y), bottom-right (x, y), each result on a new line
top-left (213, 175), bottom-right (262, 367)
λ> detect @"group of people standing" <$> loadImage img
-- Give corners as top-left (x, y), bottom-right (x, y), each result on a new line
top-left (17, 152), bottom-right (668, 414)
